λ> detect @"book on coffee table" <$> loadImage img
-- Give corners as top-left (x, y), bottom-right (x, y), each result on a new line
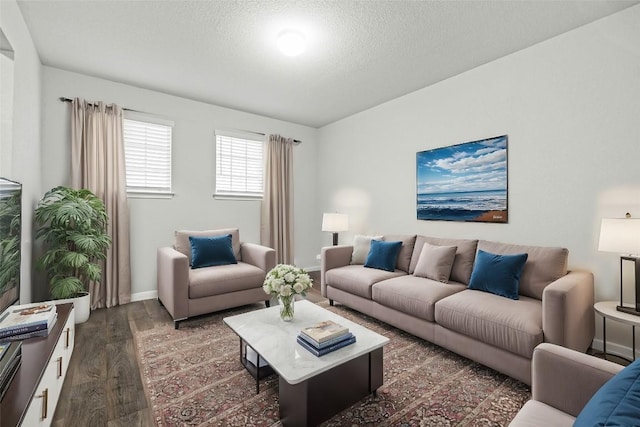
top-left (296, 334), bottom-right (356, 357)
top-left (300, 320), bottom-right (348, 344)
top-left (298, 331), bottom-right (354, 350)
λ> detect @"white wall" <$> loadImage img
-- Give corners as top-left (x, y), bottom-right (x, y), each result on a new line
top-left (318, 6), bottom-right (640, 356)
top-left (41, 67), bottom-right (319, 300)
top-left (0, 0), bottom-right (43, 304)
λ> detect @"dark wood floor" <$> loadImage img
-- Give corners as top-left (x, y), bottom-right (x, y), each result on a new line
top-left (52, 271), bottom-right (323, 426)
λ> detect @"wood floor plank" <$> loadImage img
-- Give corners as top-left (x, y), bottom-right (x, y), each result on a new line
top-left (58, 380), bottom-right (108, 426)
top-left (105, 338), bottom-right (148, 421)
top-left (68, 320), bottom-right (108, 384)
top-left (106, 304), bottom-right (133, 342)
top-left (107, 408), bottom-right (154, 427)
top-left (143, 298), bottom-right (173, 326)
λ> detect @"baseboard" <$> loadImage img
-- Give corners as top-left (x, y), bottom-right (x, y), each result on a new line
top-left (303, 265), bottom-right (320, 272)
top-left (131, 290), bottom-right (158, 302)
top-left (591, 338), bottom-right (635, 360)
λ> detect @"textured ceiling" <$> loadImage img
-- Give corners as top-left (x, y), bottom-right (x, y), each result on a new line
top-left (16, 0), bottom-right (639, 128)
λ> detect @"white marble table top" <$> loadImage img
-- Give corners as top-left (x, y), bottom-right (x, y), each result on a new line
top-left (223, 299), bottom-right (389, 384)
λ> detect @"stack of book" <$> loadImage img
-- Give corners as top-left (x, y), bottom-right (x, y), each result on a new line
top-left (297, 320), bottom-right (356, 357)
top-left (0, 303), bottom-right (58, 343)
top-left (0, 341), bottom-right (21, 400)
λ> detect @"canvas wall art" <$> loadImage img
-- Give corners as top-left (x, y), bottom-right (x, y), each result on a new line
top-left (416, 135), bottom-right (508, 223)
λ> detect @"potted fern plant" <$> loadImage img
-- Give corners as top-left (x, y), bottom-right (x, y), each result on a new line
top-left (34, 186), bottom-right (111, 323)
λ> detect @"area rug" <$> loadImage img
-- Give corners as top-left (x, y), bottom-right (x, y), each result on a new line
top-left (134, 301), bottom-right (530, 426)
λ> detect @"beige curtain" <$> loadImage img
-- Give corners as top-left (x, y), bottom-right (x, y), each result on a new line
top-left (261, 134), bottom-right (295, 264)
top-left (71, 98), bottom-right (131, 309)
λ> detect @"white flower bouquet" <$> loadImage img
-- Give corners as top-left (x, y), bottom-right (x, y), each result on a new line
top-left (263, 264), bottom-right (313, 320)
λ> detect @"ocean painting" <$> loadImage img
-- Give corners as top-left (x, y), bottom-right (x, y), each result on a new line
top-left (416, 135), bottom-right (508, 223)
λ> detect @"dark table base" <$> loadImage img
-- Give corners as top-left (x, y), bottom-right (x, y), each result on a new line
top-left (279, 348), bottom-right (383, 427)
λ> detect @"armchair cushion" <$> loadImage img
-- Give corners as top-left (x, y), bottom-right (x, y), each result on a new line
top-left (189, 234), bottom-right (237, 268)
top-left (189, 262), bottom-right (267, 298)
top-left (574, 358), bottom-right (640, 427)
top-left (174, 228), bottom-right (241, 263)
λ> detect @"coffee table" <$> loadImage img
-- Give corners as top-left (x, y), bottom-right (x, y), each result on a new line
top-left (223, 299), bottom-right (389, 427)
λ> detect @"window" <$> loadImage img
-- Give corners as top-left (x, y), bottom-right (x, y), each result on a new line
top-left (123, 112), bottom-right (173, 197)
top-left (215, 130), bottom-right (264, 199)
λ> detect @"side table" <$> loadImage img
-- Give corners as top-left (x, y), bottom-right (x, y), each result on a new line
top-left (594, 301), bottom-right (640, 361)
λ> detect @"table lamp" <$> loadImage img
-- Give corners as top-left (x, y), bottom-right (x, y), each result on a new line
top-left (598, 214), bottom-right (640, 316)
top-left (322, 213), bottom-right (348, 246)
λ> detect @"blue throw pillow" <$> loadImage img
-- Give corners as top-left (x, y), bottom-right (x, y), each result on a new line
top-left (468, 250), bottom-right (528, 300)
top-left (189, 234), bottom-right (237, 269)
top-left (364, 240), bottom-right (402, 272)
top-left (574, 358), bottom-right (640, 427)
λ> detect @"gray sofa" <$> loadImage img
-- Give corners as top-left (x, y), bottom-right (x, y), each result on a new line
top-left (157, 228), bottom-right (276, 328)
top-left (509, 343), bottom-right (622, 426)
top-left (321, 235), bottom-right (595, 385)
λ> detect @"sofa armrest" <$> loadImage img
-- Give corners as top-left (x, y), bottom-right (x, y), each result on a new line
top-left (157, 247), bottom-right (190, 321)
top-left (320, 245), bottom-right (353, 297)
top-left (542, 270), bottom-right (594, 352)
top-left (531, 343), bottom-right (622, 417)
top-left (240, 243), bottom-right (276, 272)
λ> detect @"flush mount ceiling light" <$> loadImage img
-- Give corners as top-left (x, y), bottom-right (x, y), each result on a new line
top-left (277, 30), bottom-right (306, 57)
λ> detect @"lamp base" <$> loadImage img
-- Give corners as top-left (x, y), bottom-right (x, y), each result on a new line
top-left (616, 305), bottom-right (640, 317)
top-left (332, 233), bottom-right (338, 246)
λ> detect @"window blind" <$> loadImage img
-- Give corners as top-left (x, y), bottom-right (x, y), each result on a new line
top-left (215, 131), bottom-right (264, 198)
top-left (123, 118), bottom-right (172, 194)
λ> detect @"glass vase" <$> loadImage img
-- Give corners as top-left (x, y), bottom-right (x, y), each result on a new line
top-left (279, 295), bottom-right (295, 321)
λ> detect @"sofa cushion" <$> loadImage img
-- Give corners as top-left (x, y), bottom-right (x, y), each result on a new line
top-left (326, 265), bottom-right (406, 299)
top-left (508, 400), bottom-right (575, 427)
top-left (372, 275), bottom-right (466, 322)
top-left (351, 235), bottom-right (383, 265)
top-left (365, 240), bottom-right (403, 272)
top-left (478, 241), bottom-right (568, 300)
top-left (468, 250), bottom-right (528, 300)
top-left (175, 228), bottom-right (241, 263)
top-left (189, 234), bottom-right (237, 268)
top-left (189, 261), bottom-right (265, 298)
top-left (435, 289), bottom-right (543, 358)
top-left (413, 242), bottom-right (457, 283)
top-left (410, 236), bottom-right (478, 285)
top-left (383, 234), bottom-right (417, 273)
top-left (574, 357), bottom-right (640, 427)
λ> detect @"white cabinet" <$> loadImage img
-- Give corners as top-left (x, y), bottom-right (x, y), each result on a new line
top-left (21, 306), bottom-right (75, 426)
top-left (0, 303), bottom-right (75, 427)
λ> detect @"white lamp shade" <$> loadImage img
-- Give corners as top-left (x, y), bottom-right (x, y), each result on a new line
top-left (598, 218), bottom-right (640, 255)
top-left (322, 213), bottom-right (348, 233)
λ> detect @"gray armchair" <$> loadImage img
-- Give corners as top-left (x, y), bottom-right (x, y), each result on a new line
top-left (157, 228), bottom-right (276, 328)
top-left (509, 343), bottom-right (623, 426)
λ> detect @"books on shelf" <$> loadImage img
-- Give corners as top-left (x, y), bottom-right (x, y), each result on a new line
top-left (296, 334), bottom-right (356, 357)
top-left (245, 346), bottom-right (268, 368)
top-left (0, 303), bottom-right (57, 340)
top-left (0, 341), bottom-right (21, 401)
top-left (300, 320), bottom-right (349, 344)
top-left (0, 314), bottom-right (58, 342)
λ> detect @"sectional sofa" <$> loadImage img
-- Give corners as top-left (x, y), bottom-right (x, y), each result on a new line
top-left (321, 234), bottom-right (595, 385)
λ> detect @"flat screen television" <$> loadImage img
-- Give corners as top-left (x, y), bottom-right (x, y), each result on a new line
top-left (0, 177), bottom-right (21, 315)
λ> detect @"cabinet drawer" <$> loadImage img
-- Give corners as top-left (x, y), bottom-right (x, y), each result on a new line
top-left (20, 306), bottom-right (75, 427)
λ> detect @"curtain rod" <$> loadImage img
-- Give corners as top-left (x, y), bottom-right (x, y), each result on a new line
top-left (60, 97), bottom-right (301, 144)
top-left (232, 128), bottom-right (301, 144)
top-left (59, 97), bottom-right (140, 112)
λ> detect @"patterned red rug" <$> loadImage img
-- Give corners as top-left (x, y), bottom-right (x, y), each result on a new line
top-left (134, 301), bottom-right (530, 426)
